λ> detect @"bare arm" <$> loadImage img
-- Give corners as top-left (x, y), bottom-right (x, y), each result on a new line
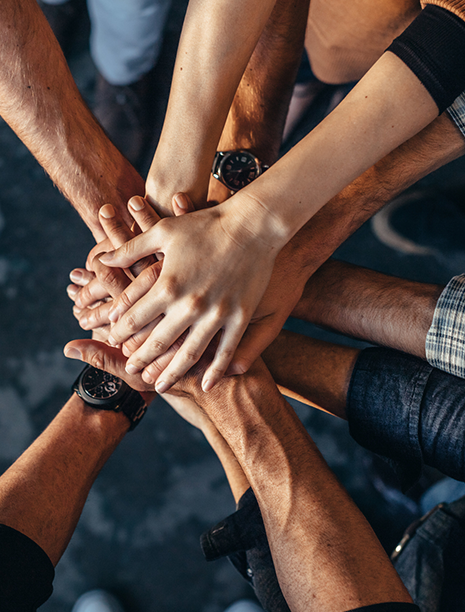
top-left (146, 0), bottom-right (277, 216)
top-left (0, 394), bottom-right (131, 566)
top-left (66, 337), bottom-right (413, 612)
top-left (0, 0), bottom-right (144, 241)
top-left (293, 259), bottom-right (444, 359)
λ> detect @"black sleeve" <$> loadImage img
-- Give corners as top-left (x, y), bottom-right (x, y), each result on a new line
top-left (0, 524), bottom-right (55, 611)
top-left (387, 5), bottom-right (465, 113)
top-left (346, 605), bottom-right (420, 611)
top-left (201, 490), bottom-right (420, 612)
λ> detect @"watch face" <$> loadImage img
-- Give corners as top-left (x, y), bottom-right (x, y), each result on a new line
top-left (79, 368), bottom-right (126, 406)
top-left (220, 151), bottom-right (259, 190)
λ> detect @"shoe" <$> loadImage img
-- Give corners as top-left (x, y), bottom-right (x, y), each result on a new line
top-left (93, 71), bottom-right (156, 166)
top-left (371, 187), bottom-right (465, 257)
top-left (37, 0), bottom-right (87, 54)
top-left (223, 599), bottom-right (263, 612)
top-left (71, 589), bottom-right (126, 612)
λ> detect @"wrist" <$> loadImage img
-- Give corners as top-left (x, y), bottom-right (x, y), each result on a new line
top-left (220, 191), bottom-right (291, 253)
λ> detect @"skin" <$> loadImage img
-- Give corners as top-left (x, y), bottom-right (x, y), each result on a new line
top-left (0, 0), bottom-right (144, 240)
top-left (63, 336), bottom-right (413, 612)
top-left (99, 110), bottom-right (465, 390)
top-left (0, 394), bottom-right (133, 566)
top-left (93, 0), bottom-right (463, 389)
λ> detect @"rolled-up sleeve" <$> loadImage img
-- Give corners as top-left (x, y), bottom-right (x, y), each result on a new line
top-left (347, 347), bottom-right (465, 490)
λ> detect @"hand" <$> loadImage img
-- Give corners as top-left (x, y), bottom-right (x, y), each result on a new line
top-left (227, 241), bottom-right (310, 375)
top-left (99, 193), bottom-right (281, 393)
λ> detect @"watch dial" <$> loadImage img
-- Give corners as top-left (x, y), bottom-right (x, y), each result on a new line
top-left (222, 152), bottom-right (259, 190)
top-left (81, 368), bottom-right (124, 401)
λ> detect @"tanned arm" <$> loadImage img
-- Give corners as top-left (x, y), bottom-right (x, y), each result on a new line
top-left (0, 394), bottom-right (133, 566)
top-left (65, 337), bottom-right (413, 612)
top-left (0, 0), bottom-right (144, 241)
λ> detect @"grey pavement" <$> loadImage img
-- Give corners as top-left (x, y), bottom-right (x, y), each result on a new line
top-left (1, 2), bottom-right (465, 611)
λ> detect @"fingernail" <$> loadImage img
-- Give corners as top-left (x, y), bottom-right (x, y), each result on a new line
top-left (99, 252), bottom-right (115, 264)
top-left (69, 270), bottom-right (83, 283)
top-left (108, 334), bottom-right (117, 346)
top-left (122, 345), bottom-right (131, 357)
top-left (142, 371), bottom-right (154, 384)
top-left (64, 347), bottom-right (82, 360)
top-left (80, 317), bottom-right (89, 329)
top-left (202, 378), bottom-right (214, 393)
top-left (155, 380), bottom-right (170, 394)
top-left (125, 363), bottom-right (139, 375)
top-left (108, 308), bottom-right (119, 323)
top-left (100, 204), bottom-right (115, 219)
top-left (67, 284), bottom-right (79, 298)
top-left (129, 196), bottom-right (145, 212)
top-left (73, 306), bottom-right (82, 315)
top-left (173, 193), bottom-right (188, 210)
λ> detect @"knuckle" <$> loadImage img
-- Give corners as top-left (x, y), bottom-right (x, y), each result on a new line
top-left (182, 348), bottom-right (202, 364)
top-left (89, 351), bottom-right (105, 371)
top-left (118, 291), bottom-right (134, 312)
top-left (123, 312), bottom-right (139, 334)
top-left (149, 338), bottom-right (168, 354)
top-left (160, 279), bottom-right (180, 302)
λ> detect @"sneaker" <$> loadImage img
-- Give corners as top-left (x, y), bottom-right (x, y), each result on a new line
top-left (37, 0), bottom-right (87, 54)
top-left (223, 599), bottom-right (264, 612)
top-left (93, 70), bottom-right (156, 166)
top-left (71, 589), bottom-right (126, 612)
top-left (371, 187), bottom-right (465, 257)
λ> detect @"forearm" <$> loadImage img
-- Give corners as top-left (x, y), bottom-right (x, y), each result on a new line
top-left (196, 363), bottom-right (411, 611)
top-left (146, 0), bottom-right (276, 215)
top-left (0, 0), bottom-right (144, 240)
top-left (236, 52), bottom-right (441, 246)
top-left (263, 109), bottom-right (465, 290)
top-left (0, 394), bottom-right (128, 565)
top-left (200, 422), bottom-right (250, 504)
top-left (294, 259), bottom-right (444, 359)
top-left (216, 0), bottom-right (310, 166)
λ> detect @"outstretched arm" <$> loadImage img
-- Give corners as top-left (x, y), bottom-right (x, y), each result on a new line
top-left (65, 336), bottom-right (414, 612)
top-left (0, 0), bottom-right (144, 240)
top-left (0, 393), bottom-right (139, 567)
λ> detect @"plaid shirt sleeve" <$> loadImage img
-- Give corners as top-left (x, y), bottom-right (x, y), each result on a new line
top-left (426, 273), bottom-right (465, 378)
top-left (447, 91), bottom-right (465, 138)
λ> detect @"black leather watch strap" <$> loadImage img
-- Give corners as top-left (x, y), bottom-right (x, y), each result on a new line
top-left (72, 365), bottom-right (147, 431)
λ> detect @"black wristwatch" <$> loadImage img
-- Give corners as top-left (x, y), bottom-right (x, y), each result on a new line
top-left (211, 150), bottom-right (269, 193)
top-left (72, 365), bottom-right (147, 431)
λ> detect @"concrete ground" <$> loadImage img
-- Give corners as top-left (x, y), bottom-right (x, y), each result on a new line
top-left (1, 2), bottom-right (465, 611)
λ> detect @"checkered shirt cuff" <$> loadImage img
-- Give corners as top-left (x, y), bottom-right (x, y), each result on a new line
top-left (448, 91), bottom-right (465, 138)
top-left (426, 273), bottom-right (465, 378)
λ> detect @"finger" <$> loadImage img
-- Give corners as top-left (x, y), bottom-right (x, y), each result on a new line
top-left (92, 256), bottom-right (131, 300)
top-left (128, 196), bottom-right (161, 231)
top-left (98, 224), bottom-right (164, 269)
top-left (172, 193), bottom-right (195, 217)
top-left (64, 339), bottom-right (156, 398)
top-left (122, 319), bottom-right (160, 356)
top-left (225, 318), bottom-right (282, 376)
top-left (86, 238), bottom-right (113, 271)
top-left (201, 319), bottom-right (249, 391)
top-left (91, 325), bottom-right (112, 344)
top-left (149, 321), bottom-right (221, 392)
top-left (100, 204), bottom-right (156, 277)
top-left (76, 301), bottom-right (113, 331)
top-left (70, 268), bottom-right (95, 287)
top-left (74, 275), bottom-right (113, 309)
top-left (107, 262), bottom-right (163, 324)
top-left (123, 314), bottom-right (192, 376)
top-left (139, 333), bottom-right (188, 384)
top-left (100, 204), bottom-right (134, 247)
